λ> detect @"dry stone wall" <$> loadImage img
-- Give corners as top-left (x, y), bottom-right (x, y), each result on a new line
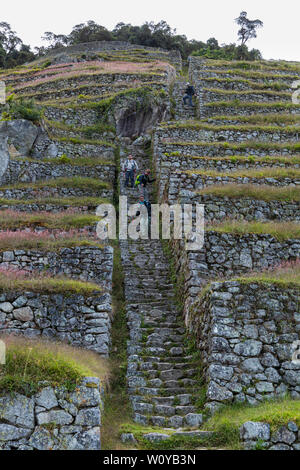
top-left (0, 290), bottom-right (112, 356)
top-left (0, 246), bottom-right (113, 290)
top-left (187, 281), bottom-right (300, 413)
top-left (0, 377), bottom-right (103, 450)
top-left (1, 159), bottom-right (115, 185)
top-left (240, 421), bottom-right (300, 450)
top-left (170, 233), bottom-right (300, 323)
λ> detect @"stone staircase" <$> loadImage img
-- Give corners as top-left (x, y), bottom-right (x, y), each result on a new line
top-left (172, 78), bottom-right (197, 121)
top-left (119, 149), bottom-right (203, 431)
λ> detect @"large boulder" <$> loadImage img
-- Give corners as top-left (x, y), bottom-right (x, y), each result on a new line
top-left (0, 136), bottom-right (9, 179)
top-left (0, 119), bottom-right (39, 157)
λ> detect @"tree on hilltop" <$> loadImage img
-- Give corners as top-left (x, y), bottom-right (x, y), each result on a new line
top-left (0, 22), bottom-right (34, 67)
top-left (235, 11), bottom-right (263, 45)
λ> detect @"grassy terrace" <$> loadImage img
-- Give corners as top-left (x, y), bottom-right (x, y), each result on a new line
top-left (162, 140), bottom-right (300, 152)
top-left (0, 230), bottom-right (103, 251)
top-left (12, 155), bottom-right (115, 167)
top-left (205, 100), bottom-right (300, 110)
top-left (195, 183), bottom-right (300, 202)
top-left (0, 196), bottom-right (105, 208)
top-left (162, 153), bottom-right (300, 166)
top-left (203, 113), bottom-right (300, 125)
top-left (48, 135), bottom-right (116, 148)
top-left (198, 77), bottom-right (295, 91)
top-left (159, 121), bottom-right (300, 133)
top-left (203, 87), bottom-right (292, 98)
top-left (197, 69), bottom-right (300, 80)
top-left (42, 85), bottom-right (167, 111)
top-left (0, 210), bottom-right (101, 230)
top-left (0, 176), bottom-right (111, 192)
top-left (203, 59), bottom-right (300, 69)
top-left (181, 167), bottom-right (300, 178)
top-left (0, 337), bottom-right (109, 396)
top-left (0, 273), bottom-right (103, 295)
top-left (19, 80), bottom-right (165, 100)
top-left (200, 397), bottom-right (300, 449)
top-left (13, 66), bottom-right (167, 91)
top-left (43, 118), bottom-right (116, 135)
top-left (206, 220), bottom-right (300, 241)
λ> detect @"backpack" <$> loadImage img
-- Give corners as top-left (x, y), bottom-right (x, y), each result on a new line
top-left (134, 174), bottom-right (143, 186)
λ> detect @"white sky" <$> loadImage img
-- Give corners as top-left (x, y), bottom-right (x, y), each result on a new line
top-left (1, 0), bottom-right (300, 61)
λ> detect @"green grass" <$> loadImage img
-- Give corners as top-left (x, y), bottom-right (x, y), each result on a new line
top-left (0, 176), bottom-right (111, 192)
top-left (183, 167), bottom-right (300, 179)
top-left (204, 87), bottom-right (292, 97)
top-left (0, 195), bottom-right (106, 208)
top-left (203, 59), bottom-right (300, 72)
top-left (43, 117), bottom-right (116, 135)
top-left (12, 155), bottom-right (114, 167)
top-left (196, 183), bottom-right (300, 202)
top-left (160, 120), bottom-right (300, 133)
top-left (207, 113), bottom-right (300, 126)
top-left (0, 336), bottom-right (109, 396)
top-left (203, 397), bottom-right (300, 437)
top-left (15, 71), bottom-right (165, 92)
top-left (233, 262), bottom-right (300, 287)
top-left (206, 100), bottom-right (300, 110)
top-left (199, 77), bottom-right (295, 91)
top-left (101, 243), bottom-right (132, 450)
top-left (166, 140), bottom-right (300, 152)
top-left (50, 135), bottom-right (116, 148)
top-left (0, 233), bottom-right (104, 252)
top-left (0, 273), bottom-right (104, 295)
top-left (207, 220), bottom-right (300, 242)
top-left (162, 153), bottom-right (300, 166)
top-left (0, 211), bottom-right (101, 230)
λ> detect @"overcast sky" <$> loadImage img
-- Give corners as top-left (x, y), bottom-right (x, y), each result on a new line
top-left (2, 0), bottom-right (300, 61)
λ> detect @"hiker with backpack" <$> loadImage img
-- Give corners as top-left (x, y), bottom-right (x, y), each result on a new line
top-left (183, 82), bottom-right (196, 107)
top-left (135, 169), bottom-right (156, 202)
top-left (122, 154), bottom-right (138, 188)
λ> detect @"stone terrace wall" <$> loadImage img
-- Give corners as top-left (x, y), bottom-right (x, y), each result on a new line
top-left (170, 233), bottom-right (300, 323)
top-left (0, 290), bottom-right (112, 356)
top-left (158, 171), bottom-right (299, 204)
top-left (0, 377), bottom-right (102, 450)
top-left (240, 421), bottom-right (300, 450)
top-left (0, 185), bottom-right (113, 201)
top-left (1, 160), bottom-right (115, 185)
top-left (44, 41), bottom-right (182, 70)
top-left (17, 72), bottom-right (170, 95)
top-left (0, 246), bottom-right (113, 290)
top-left (154, 125), bottom-right (300, 143)
top-left (190, 194), bottom-right (300, 222)
top-left (188, 281), bottom-right (300, 413)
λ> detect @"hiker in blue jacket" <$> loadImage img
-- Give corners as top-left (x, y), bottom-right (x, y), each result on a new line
top-left (183, 82), bottom-right (196, 107)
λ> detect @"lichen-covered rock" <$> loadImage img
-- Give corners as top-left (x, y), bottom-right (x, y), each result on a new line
top-left (0, 119), bottom-right (38, 157)
top-left (240, 422), bottom-right (270, 441)
top-left (0, 135), bottom-right (9, 179)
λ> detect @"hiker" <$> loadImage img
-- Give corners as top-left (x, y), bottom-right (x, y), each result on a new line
top-left (135, 169), bottom-right (156, 202)
top-left (136, 196), bottom-right (151, 219)
top-left (183, 82), bottom-right (196, 107)
top-left (122, 154), bottom-right (138, 188)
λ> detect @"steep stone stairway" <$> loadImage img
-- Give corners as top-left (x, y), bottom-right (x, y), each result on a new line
top-left (172, 78), bottom-right (197, 121)
top-left (119, 149), bottom-right (204, 432)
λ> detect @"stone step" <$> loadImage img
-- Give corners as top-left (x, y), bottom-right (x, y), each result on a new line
top-left (134, 412), bottom-right (203, 428)
top-left (129, 385), bottom-right (203, 396)
top-left (133, 401), bottom-right (197, 417)
top-left (142, 429), bottom-right (213, 441)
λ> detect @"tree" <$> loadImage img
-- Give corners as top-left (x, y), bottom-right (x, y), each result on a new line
top-left (235, 11), bottom-right (263, 45)
top-left (68, 21), bottom-right (113, 44)
top-left (41, 32), bottom-right (69, 49)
